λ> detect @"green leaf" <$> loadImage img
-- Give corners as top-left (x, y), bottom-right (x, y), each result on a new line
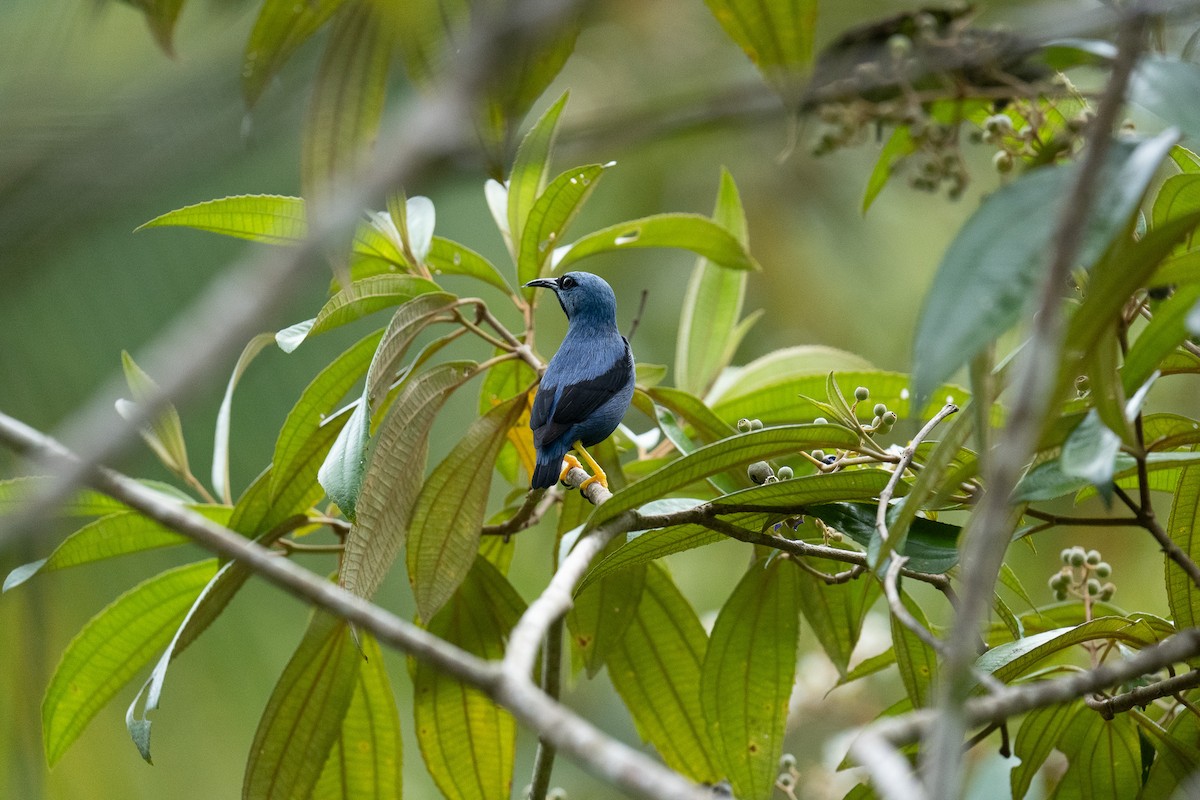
top-left (863, 126), bottom-right (915, 213)
top-left (713, 346), bottom-right (875, 406)
top-left (700, 558), bottom-right (800, 800)
top-left (913, 131), bottom-right (1178, 404)
top-left (137, 194), bottom-right (308, 244)
top-left (1123, 282), bottom-right (1200, 392)
top-left (280, 275), bottom-right (443, 353)
top-left (407, 394), bottom-right (526, 621)
top-left (1166, 463), bottom-right (1200, 629)
top-left (319, 402), bottom-right (371, 522)
top-left (0, 478), bottom-right (147, 518)
top-left (243, 610), bottom-right (361, 800)
top-left (677, 168), bottom-right (751, 396)
top-left (119, 0), bottom-right (186, 56)
top-left (807, 503), bottom-right (961, 574)
top-left (518, 163), bottom-right (608, 289)
top-left (312, 633), bottom-right (403, 800)
top-left (795, 552), bottom-right (880, 676)
top-left (588, 424), bottom-right (859, 527)
top-left (508, 92), bottom-right (569, 259)
top-left (607, 563), bottom-right (719, 782)
top-left (414, 558), bottom-right (523, 800)
top-left (242, 0), bottom-right (346, 107)
top-left (645, 387), bottom-right (737, 443)
top-left (1059, 410), bottom-right (1122, 503)
top-left (1010, 701), bottom-right (1084, 800)
top-left (566, 539), bottom-right (645, 678)
top-left (579, 524), bottom-right (726, 594)
top-left (977, 618), bottom-right (1167, 685)
top-left (344, 362), bottom-right (476, 599)
top-left (363, 293), bottom-right (459, 414)
top-left (1138, 698), bottom-right (1200, 797)
top-left (273, 329), bottom-right (385, 504)
top-left (3, 507), bottom-right (230, 593)
top-left (703, 0), bottom-right (817, 102)
top-left (1050, 710), bottom-right (1141, 799)
top-left (42, 560), bottom-right (217, 767)
top-left (710, 469), bottom-right (892, 510)
top-left (1130, 57), bottom-right (1200, 140)
top-left (890, 590), bottom-right (938, 707)
top-left (119, 350), bottom-right (191, 476)
top-left (214, 333), bottom-right (277, 503)
top-left (554, 213), bottom-right (760, 274)
top-left (301, 0), bottom-right (392, 198)
top-left (427, 237), bottom-right (512, 294)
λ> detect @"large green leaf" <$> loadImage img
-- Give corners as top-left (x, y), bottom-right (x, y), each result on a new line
top-left (242, 0), bottom-right (346, 107)
top-left (1130, 57), bottom-right (1200, 141)
top-left (700, 558), bottom-right (800, 800)
top-left (427, 237), bottom-right (512, 294)
top-left (1123, 282), bottom-right (1200, 392)
top-left (710, 469), bottom-right (891, 510)
top-left (1010, 701), bottom-right (1084, 800)
top-left (281, 275), bottom-right (443, 353)
top-left (1138, 694), bottom-right (1200, 798)
top-left (0, 477), bottom-right (156, 518)
top-left (1050, 711), bottom-right (1141, 799)
top-left (301, 0), bottom-right (392, 198)
top-left (579, 523), bottom-right (726, 594)
top-left (3, 507), bottom-right (230, 593)
top-left (343, 362), bottom-right (476, 599)
top-left (794, 553), bottom-right (880, 676)
top-left (703, 0), bottom-right (817, 103)
top-left (646, 386), bottom-right (737, 444)
top-left (518, 163), bottom-right (608, 288)
top-left (607, 564), bottom-right (719, 782)
top-left (507, 91), bottom-right (568, 260)
top-left (243, 610), bottom-right (361, 800)
top-left (414, 558), bottom-right (523, 800)
top-left (553, 213), bottom-right (760, 274)
top-left (42, 560), bottom-right (217, 767)
top-left (312, 633), bottom-right (402, 800)
top-left (136, 195), bottom-right (308, 244)
top-left (711, 345), bottom-right (875, 407)
top-left (676, 169), bottom-right (752, 396)
top-left (890, 590), bottom-right (938, 708)
top-left (1166, 463), bottom-right (1200, 629)
top-left (977, 618), bottom-right (1167, 686)
top-left (566, 541), bottom-right (645, 678)
top-left (589, 424), bottom-right (859, 527)
top-left (363, 293), bottom-right (458, 414)
top-left (912, 131), bottom-right (1178, 403)
top-left (407, 393), bottom-right (526, 621)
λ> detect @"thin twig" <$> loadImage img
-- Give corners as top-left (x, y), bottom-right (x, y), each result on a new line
top-left (875, 403), bottom-right (958, 560)
top-left (885, 556), bottom-right (945, 655)
top-left (1114, 484), bottom-right (1200, 589)
top-left (1084, 669), bottom-right (1200, 718)
top-left (482, 487), bottom-right (558, 538)
top-left (626, 289), bottom-right (649, 340)
top-left (528, 618), bottom-right (565, 800)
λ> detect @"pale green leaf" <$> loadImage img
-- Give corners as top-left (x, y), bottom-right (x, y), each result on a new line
top-left (343, 362), bottom-right (476, 599)
top-left (414, 558), bottom-right (523, 800)
top-left (137, 194), bottom-right (307, 244)
top-left (703, 0), bottom-right (817, 102)
top-left (1130, 57), bottom-right (1200, 140)
top-left (607, 563), bottom-right (719, 782)
top-left (700, 558), bottom-right (800, 800)
top-left (214, 333), bottom-right (277, 503)
top-left (243, 611), bottom-right (361, 800)
top-left (120, 0), bottom-right (186, 56)
top-left (507, 92), bottom-right (569, 260)
top-left (119, 350), bottom-right (190, 476)
top-left (553, 213), bottom-right (759, 274)
top-left (709, 345), bottom-right (874, 407)
top-left (407, 394), bottom-right (526, 621)
top-left (319, 402), bottom-right (371, 522)
top-left (795, 553), bottom-right (880, 676)
top-left (42, 560), bottom-right (217, 767)
top-left (977, 618), bottom-right (1167, 685)
top-left (312, 634), bottom-right (402, 800)
top-left (677, 168), bottom-right (750, 396)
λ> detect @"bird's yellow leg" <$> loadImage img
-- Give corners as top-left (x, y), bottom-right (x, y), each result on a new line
top-left (558, 453), bottom-right (583, 483)
top-left (572, 442), bottom-right (609, 492)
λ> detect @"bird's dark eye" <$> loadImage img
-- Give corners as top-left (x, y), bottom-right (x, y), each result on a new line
top-left (560, 275), bottom-right (577, 290)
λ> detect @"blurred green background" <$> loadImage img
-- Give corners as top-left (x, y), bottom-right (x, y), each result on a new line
top-left (0, 0), bottom-right (1182, 797)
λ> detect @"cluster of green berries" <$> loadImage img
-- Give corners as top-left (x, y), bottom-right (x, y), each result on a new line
top-left (737, 418), bottom-right (765, 432)
top-left (776, 753), bottom-right (800, 798)
top-left (1048, 546), bottom-right (1115, 602)
top-left (970, 99), bottom-right (1090, 177)
top-left (747, 461), bottom-right (794, 484)
top-left (853, 386), bottom-right (897, 434)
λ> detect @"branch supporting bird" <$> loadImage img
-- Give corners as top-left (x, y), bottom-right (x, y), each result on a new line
top-left (524, 272), bottom-right (635, 493)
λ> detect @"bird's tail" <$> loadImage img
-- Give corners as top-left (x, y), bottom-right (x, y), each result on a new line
top-left (531, 446), bottom-right (568, 490)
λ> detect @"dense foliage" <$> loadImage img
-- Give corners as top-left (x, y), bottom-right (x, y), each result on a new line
top-left (7, 1), bottom-right (1200, 799)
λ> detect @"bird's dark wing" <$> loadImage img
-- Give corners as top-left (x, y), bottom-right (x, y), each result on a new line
top-left (531, 341), bottom-right (632, 449)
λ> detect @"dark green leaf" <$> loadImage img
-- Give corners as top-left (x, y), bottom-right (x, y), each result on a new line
top-left (607, 563), bottom-right (719, 782)
top-left (808, 503), bottom-right (961, 574)
top-left (42, 560), bottom-right (217, 767)
top-left (414, 558), bottom-right (523, 800)
top-left (407, 394), bottom-right (526, 621)
top-left (243, 610), bottom-right (361, 800)
top-left (700, 558), bottom-right (800, 800)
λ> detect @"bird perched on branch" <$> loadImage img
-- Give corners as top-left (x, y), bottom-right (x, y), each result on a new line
top-left (524, 271), bottom-right (635, 492)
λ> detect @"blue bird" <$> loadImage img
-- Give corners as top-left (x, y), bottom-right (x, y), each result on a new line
top-left (524, 271), bottom-right (636, 491)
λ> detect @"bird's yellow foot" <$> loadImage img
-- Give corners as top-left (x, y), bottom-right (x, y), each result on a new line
top-left (558, 454), bottom-right (584, 483)
top-left (574, 443), bottom-right (609, 492)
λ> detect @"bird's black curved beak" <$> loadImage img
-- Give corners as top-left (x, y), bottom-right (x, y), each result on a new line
top-left (524, 278), bottom-right (558, 290)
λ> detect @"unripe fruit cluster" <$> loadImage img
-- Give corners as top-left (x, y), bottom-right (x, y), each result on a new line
top-left (1049, 546), bottom-right (1115, 603)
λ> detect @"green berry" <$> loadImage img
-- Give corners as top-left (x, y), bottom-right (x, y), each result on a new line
top-left (1085, 549), bottom-right (1101, 566)
top-left (883, 411), bottom-right (898, 425)
top-left (1069, 548), bottom-right (1086, 568)
top-left (1060, 548), bottom-right (1074, 564)
top-left (855, 386), bottom-right (870, 402)
top-left (1054, 588), bottom-right (1069, 602)
top-left (777, 466), bottom-right (794, 480)
top-left (749, 418), bottom-right (764, 431)
top-left (748, 461), bottom-right (774, 485)
top-left (1095, 562), bottom-right (1112, 578)
top-left (871, 415), bottom-right (883, 428)
top-left (737, 418), bottom-right (751, 432)
top-left (779, 753), bottom-right (797, 770)
top-left (777, 773), bottom-right (795, 789)
top-left (993, 150), bottom-right (1014, 173)
top-left (812, 450), bottom-right (826, 461)
top-left (984, 113), bottom-right (1013, 136)
top-left (1049, 573), bottom-right (1067, 591)
top-left (1100, 583), bottom-right (1116, 601)
top-left (873, 403), bottom-right (887, 417)
top-left (1086, 578), bottom-right (1102, 596)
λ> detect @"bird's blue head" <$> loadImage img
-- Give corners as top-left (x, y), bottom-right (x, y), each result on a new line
top-left (524, 271), bottom-right (618, 326)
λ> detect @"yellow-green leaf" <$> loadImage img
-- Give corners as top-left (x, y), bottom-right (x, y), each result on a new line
top-left (119, 350), bottom-right (190, 476)
top-left (42, 560), bottom-right (217, 767)
top-left (554, 212), bottom-right (760, 274)
top-left (508, 92), bottom-right (569, 263)
top-left (136, 194), bottom-right (307, 244)
top-left (700, 558), bottom-right (800, 800)
top-left (566, 540), bottom-right (645, 677)
top-left (518, 163), bottom-right (608, 289)
top-left (243, 0), bottom-right (346, 107)
top-left (889, 590), bottom-right (938, 708)
top-left (703, 0), bottom-right (817, 102)
top-left (1167, 463), bottom-right (1200, 628)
